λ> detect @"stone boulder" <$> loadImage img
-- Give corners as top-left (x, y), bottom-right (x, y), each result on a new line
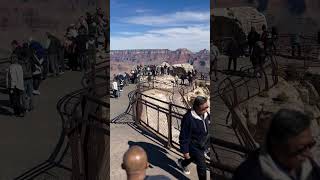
top-left (239, 77), bottom-right (320, 145)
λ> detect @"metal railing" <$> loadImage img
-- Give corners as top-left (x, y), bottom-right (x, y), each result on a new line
top-left (131, 80), bottom-right (259, 175)
top-left (14, 52), bottom-right (109, 179)
top-left (134, 85), bottom-right (188, 149)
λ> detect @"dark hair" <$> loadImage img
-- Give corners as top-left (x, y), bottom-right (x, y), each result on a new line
top-left (262, 24), bottom-right (266, 30)
top-left (266, 109), bottom-right (311, 150)
top-left (11, 40), bottom-right (18, 45)
top-left (193, 96), bottom-right (208, 110)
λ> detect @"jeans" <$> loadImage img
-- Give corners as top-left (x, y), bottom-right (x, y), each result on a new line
top-left (113, 90), bottom-right (118, 98)
top-left (33, 74), bottom-right (41, 91)
top-left (23, 79), bottom-right (33, 111)
top-left (228, 57), bottom-right (237, 71)
top-left (42, 56), bottom-right (49, 79)
top-left (48, 53), bottom-right (59, 75)
top-left (58, 49), bottom-right (65, 72)
top-left (10, 88), bottom-right (24, 115)
top-left (181, 147), bottom-right (207, 180)
top-left (78, 53), bottom-right (87, 71)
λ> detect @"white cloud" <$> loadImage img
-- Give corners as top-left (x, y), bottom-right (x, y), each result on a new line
top-left (135, 8), bottom-right (152, 13)
top-left (118, 32), bottom-right (142, 36)
top-left (111, 26), bottom-right (209, 52)
top-left (124, 11), bottom-right (210, 26)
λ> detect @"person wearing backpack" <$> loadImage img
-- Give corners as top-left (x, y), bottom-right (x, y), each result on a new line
top-left (29, 38), bottom-right (44, 95)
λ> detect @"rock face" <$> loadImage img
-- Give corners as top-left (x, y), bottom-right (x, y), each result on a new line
top-left (213, 0), bottom-right (320, 36)
top-left (239, 77), bottom-right (320, 145)
top-left (110, 48), bottom-right (209, 75)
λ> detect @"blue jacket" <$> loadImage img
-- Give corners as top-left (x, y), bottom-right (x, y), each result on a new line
top-left (179, 110), bottom-right (210, 154)
top-left (29, 41), bottom-right (45, 60)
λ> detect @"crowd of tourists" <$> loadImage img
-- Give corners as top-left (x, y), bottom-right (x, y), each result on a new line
top-left (111, 63), bottom-right (206, 98)
top-left (5, 8), bottom-right (107, 117)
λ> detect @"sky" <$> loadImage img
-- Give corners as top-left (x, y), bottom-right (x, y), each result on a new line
top-left (110, 0), bottom-right (210, 52)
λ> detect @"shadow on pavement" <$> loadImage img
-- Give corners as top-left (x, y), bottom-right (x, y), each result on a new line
top-left (0, 99), bottom-right (13, 116)
top-left (128, 140), bottom-right (189, 180)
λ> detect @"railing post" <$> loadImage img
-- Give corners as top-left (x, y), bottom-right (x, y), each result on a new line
top-left (167, 103), bottom-right (173, 149)
top-left (135, 97), bottom-right (141, 126)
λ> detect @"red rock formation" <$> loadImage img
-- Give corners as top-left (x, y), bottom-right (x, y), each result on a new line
top-left (110, 48), bottom-right (209, 75)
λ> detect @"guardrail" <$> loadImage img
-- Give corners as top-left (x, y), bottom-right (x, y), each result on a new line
top-left (131, 79), bottom-right (260, 175)
top-left (14, 52), bottom-right (108, 179)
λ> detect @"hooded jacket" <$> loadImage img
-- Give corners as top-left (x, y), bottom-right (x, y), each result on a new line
top-left (179, 110), bottom-right (210, 154)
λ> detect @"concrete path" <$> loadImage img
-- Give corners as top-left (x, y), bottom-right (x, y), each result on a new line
top-left (0, 71), bottom-right (82, 179)
top-left (110, 84), bottom-right (210, 180)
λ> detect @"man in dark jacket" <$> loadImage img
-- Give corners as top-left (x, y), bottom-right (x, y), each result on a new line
top-left (227, 37), bottom-right (241, 71)
top-left (247, 26), bottom-right (260, 55)
top-left (178, 96), bottom-right (209, 180)
top-left (75, 28), bottom-right (88, 71)
top-left (46, 32), bottom-right (60, 76)
top-left (233, 109), bottom-right (320, 180)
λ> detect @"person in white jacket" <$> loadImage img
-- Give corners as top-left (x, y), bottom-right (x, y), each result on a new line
top-left (112, 80), bottom-right (119, 98)
top-left (6, 54), bottom-right (25, 117)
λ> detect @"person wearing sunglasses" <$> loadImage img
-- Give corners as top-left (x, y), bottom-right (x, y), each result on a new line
top-left (178, 96), bottom-right (210, 180)
top-left (233, 109), bottom-right (320, 180)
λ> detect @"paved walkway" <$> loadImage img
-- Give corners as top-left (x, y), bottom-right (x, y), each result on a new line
top-left (0, 71), bottom-right (82, 179)
top-left (110, 84), bottom-right (210, 180)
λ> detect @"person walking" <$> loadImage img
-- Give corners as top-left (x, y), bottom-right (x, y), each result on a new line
top-left (178, 96), bottom-right (210, 180)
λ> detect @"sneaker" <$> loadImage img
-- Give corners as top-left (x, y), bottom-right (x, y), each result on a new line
top-left (204, 151), bottom-right (210, 159)
top-left (32, 90), bottom-right (40, 95)
top-left (177, 159), bottom-right (190, 175)
top-left (59, 71), bottom-right (65, 75)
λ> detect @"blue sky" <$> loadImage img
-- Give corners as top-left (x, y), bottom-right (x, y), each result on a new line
top-left (110, 0), bottom-right (210, 52)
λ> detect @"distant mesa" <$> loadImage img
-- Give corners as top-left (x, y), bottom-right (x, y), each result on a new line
top-left (110, 48), bottom-right (209, 75)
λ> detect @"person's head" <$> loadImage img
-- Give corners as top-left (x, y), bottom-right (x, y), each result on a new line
top-left (193, 96), bottom-right (208, 115)
top-left (22, 42), bottom-right (29, 49)
top-left (262, 24), bottom-right (266, 31)
top-left (122, 146), bottom-right (149, 180)
top-left (10, 54), bottom-right (18, 64)
top-left (46, 32), bottom-right (50, 37)
top-left (266, 109), bottom-right (315, 171)
top-left (28, 37), bottom-right (33, 43)
top-left (89, 35), bottom-right (95, 41)
top-left (251, 26), bottom-right (256, 32)
top-left (11, 40), bottom-right (19, 50)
